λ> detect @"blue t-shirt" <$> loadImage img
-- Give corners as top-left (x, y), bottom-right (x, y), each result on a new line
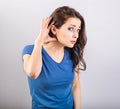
top-left (22, 44), bottom-right (74, 109)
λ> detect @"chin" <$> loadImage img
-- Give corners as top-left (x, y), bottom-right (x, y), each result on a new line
top-left (66, 44), bottom-right (74, 48)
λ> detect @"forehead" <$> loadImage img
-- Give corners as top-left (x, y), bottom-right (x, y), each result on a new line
top-left (64, 17), bottom-right (81, 27)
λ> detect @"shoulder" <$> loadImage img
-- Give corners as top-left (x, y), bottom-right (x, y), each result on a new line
top-left (23, 44), bottom-right (34, 49)
top-left (22, 44), bottom-right (34, 56)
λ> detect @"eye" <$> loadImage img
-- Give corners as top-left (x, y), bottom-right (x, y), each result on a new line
top-left (68, 27), bottom-right (74, 31)
top-left (77, 28), bottom-right (81, 33)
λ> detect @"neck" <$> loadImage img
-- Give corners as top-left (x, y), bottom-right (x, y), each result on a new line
top-left (43, 41), bottom-right (64, 53)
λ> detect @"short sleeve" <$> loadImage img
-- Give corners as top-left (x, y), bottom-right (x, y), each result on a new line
top-left (22, 44), bottom-right (34, 56)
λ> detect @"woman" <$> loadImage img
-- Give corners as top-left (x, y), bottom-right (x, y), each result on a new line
top-left (22, 6), bottom-right (87, 109)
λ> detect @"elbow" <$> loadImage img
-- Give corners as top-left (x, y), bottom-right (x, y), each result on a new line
top-left (23, 62), bottom-right (42, 79)
top-left (24, 67), bottom-right (41, 79)
top-left (29, 72), bottom-right (38, 79)
top-left (29, 70), bottom-right (41, 79)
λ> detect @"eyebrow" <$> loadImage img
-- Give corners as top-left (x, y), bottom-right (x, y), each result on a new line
top-left (69, 24), bottom-right (81, 28)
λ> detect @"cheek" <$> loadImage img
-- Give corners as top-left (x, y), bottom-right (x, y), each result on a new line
top-left (56, 29), bottom-right (73, 43)
top-left (61, 30), bottom-right (73, 39)
top-left (58, 32), bottom-right (71, 43)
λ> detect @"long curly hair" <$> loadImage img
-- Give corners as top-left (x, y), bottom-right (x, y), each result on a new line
top-left (48, 6), bottom-right (87, 72)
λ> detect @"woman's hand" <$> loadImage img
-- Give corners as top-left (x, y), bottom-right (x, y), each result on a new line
top-left (35, 17), bottom-right (56, 45)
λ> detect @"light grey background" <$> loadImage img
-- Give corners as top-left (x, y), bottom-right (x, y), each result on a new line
top-left (0, 0), bottom-right (120, 109)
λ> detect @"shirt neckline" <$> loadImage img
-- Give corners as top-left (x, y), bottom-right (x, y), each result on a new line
top-left (42, 46), bottom-right (66, 65)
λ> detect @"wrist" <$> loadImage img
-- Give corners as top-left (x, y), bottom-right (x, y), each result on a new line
top-left (34, 39), bottom-right (43, 46)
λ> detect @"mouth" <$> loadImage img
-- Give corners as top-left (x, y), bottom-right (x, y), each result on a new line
top-left (70, 41), bottom-right (76, 44)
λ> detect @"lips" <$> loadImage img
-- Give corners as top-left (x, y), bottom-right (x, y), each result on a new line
top-left (70, 40), bottom-right (76, 44)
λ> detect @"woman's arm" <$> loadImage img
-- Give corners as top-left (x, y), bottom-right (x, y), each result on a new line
top-left (23, 43), bottom-right (43, 79)
top-left (23, 17), bottom-right (56, 79)
top-left (72, 66), bottom-right (81, 109)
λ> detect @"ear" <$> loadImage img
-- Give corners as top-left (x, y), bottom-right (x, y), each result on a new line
top-left (50, 25), bottom-right (57, 35)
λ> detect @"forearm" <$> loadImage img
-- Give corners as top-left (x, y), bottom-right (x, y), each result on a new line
top-left (72, 82), bottom-right (81, 109)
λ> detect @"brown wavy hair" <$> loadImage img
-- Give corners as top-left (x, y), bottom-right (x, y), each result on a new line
top-left (48, 6), bottom-right (87, 72)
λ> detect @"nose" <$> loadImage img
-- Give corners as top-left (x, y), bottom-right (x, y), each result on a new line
top-left (73, 31), bottom-right (78, 39)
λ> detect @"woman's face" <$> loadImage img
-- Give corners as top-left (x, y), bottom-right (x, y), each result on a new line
top-left (55, 17), bottom-right (81, 48)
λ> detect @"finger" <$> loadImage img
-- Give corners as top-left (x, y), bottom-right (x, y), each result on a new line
top-left (47, 24), bottom-right (52, 30)
top-left (47, 17), bottom-right (54, 28)
top-left (41, 17), bottom-right (50, 28)
top-left (44, 17), bottom-right (52, 27)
